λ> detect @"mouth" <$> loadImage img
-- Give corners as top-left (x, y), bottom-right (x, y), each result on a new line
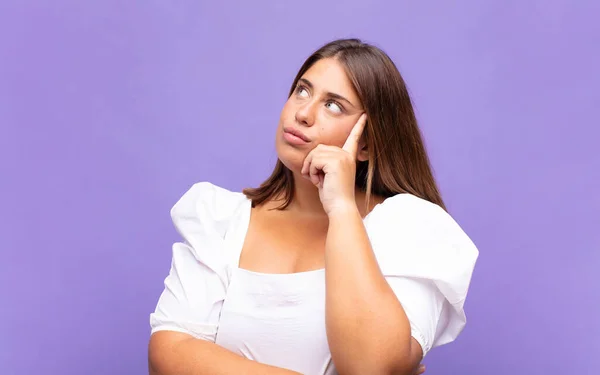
top-left (283, 127), bottom-right (311, 144)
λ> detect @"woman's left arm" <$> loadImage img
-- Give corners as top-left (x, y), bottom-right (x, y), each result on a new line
top-left (325, 207), bottom-right (422, 375)
top-left (301, 114), bottom-right (422, 374)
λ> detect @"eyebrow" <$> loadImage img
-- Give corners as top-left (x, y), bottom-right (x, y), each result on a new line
top-left (298, 78), bottom-right (358, 109)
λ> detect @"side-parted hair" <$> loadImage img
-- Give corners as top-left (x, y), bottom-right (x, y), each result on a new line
top-left (243, 38), bottom-right (446, 211)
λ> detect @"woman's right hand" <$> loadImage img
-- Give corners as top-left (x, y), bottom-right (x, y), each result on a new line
top-left (415, 364), bottom-right (426, 374)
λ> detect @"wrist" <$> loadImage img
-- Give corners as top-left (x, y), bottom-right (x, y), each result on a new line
top-left (326, 201), bottom-right (360, 220)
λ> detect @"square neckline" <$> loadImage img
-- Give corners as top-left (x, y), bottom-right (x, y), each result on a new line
top-left (227, 195), bottom-right (389, 277)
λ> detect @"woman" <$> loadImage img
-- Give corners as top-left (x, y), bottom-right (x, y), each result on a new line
top-left (148, 38), bottom-right (478, 375)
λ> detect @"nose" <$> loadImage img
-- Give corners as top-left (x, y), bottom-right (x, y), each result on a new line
top-left (295, 100), bottom-right (316, 127)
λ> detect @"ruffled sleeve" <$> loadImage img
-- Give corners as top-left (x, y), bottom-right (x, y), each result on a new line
top-left (149, 182), bottom-right (247, 342)
top-left (366, 194), bottom-right (479, 357)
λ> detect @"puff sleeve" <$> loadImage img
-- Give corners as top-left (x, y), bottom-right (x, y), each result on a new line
top-left (366, 194), bottom-right (479, 357)
top-left (149, 182), bottom-right (246, 342)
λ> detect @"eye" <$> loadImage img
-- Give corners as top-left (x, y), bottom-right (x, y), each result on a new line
top-left (295, 85), bottom-right (309, 98)
top-left (325, 101), bottom-right (343, 114)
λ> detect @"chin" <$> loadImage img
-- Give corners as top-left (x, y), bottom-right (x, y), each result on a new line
top-left (275, 135), bottom-right (307, 173)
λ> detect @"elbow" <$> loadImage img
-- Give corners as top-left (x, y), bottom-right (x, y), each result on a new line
top-left (382, 354), bottom-right (417, 375)
top-left (335, 349), bottom-right (416, 375)
top-left (387, 360), bottom-right (417, 375)
top-left (337, 361), bottom-right (413, 375)
top-left (386, 340), bottom-right (424, 375)
top-left (148, 331), bottom-right (197, 375)
top-left (148, 341), bottom-right (162, 375)
top-left (367, 342), bottom-right (421, 375)
top-left (148, 333), bottom-right (170, 375)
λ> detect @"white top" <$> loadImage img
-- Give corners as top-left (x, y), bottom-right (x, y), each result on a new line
top-left (150, 182), bottom-right (479, 375)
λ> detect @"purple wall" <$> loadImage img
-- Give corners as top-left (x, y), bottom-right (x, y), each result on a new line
top-left (1, 1), bottom-right (598, 374)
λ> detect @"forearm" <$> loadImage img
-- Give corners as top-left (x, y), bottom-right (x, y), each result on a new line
top-left (148, 331), bottom-right (301, 375)
top-left (325, 206), bottom-right (414, 375)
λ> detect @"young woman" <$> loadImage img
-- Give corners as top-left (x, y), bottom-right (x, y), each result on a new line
top-left (148, 38), bottom-right (479, 375)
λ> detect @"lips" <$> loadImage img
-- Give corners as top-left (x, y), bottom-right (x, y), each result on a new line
top-left (283, 127), bottom-right (311, 142)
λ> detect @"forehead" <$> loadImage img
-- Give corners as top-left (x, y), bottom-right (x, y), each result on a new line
top-left (301, 58), bottom-right (359, 100)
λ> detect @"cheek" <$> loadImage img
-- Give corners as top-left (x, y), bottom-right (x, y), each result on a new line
top-left (280, 99), bottom-right (296, 120)
top-left (318, 120), bottom-right (354, 147)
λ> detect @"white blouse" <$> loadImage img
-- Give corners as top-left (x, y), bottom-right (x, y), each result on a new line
top-left (150, 182), bottom-right (479, 375)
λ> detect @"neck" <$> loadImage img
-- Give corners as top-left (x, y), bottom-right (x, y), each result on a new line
top-left (286, 172), bottom-right (374, 218)
top-left (288, 172), bottom-right (328, 216)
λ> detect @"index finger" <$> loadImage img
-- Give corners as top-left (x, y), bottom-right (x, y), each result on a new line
top-left (342, 113), bottom-right (367, 156)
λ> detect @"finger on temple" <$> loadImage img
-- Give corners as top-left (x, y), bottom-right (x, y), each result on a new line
top-left (342, 113), bottom-right (367, 155)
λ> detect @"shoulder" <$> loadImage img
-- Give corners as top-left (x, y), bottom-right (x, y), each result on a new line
top-left (367, 194), bottom-right (479, 291)
top-left (368, 193), bottom-right (463, 238)
top-left (368, 194), bottom-right (479, 349)
top-left (170, 182), bottom-right (249, 238)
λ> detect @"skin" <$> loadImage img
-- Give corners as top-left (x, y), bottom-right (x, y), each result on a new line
top-left (148, 58), bottom-right (426, 375)
top-left (249, 58), bottom-right (426, 374)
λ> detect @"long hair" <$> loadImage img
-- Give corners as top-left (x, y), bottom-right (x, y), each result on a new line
top-left (243, 38), bottom-right (446, 211)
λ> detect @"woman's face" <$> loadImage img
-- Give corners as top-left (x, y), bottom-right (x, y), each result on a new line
top-left (276, 58), bottom-right (366, 172)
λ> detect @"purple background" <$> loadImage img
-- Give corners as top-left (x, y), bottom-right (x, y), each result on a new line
top-left (1, 1), bottom-right (598, 374)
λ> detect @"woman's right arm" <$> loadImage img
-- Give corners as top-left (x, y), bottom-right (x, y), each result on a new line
top-left (150, 185), bottom-right (301, 375)
top-left (149, 184), bottom-right (301, 374)
top-left (148, 331), bottom-right (301, 375)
